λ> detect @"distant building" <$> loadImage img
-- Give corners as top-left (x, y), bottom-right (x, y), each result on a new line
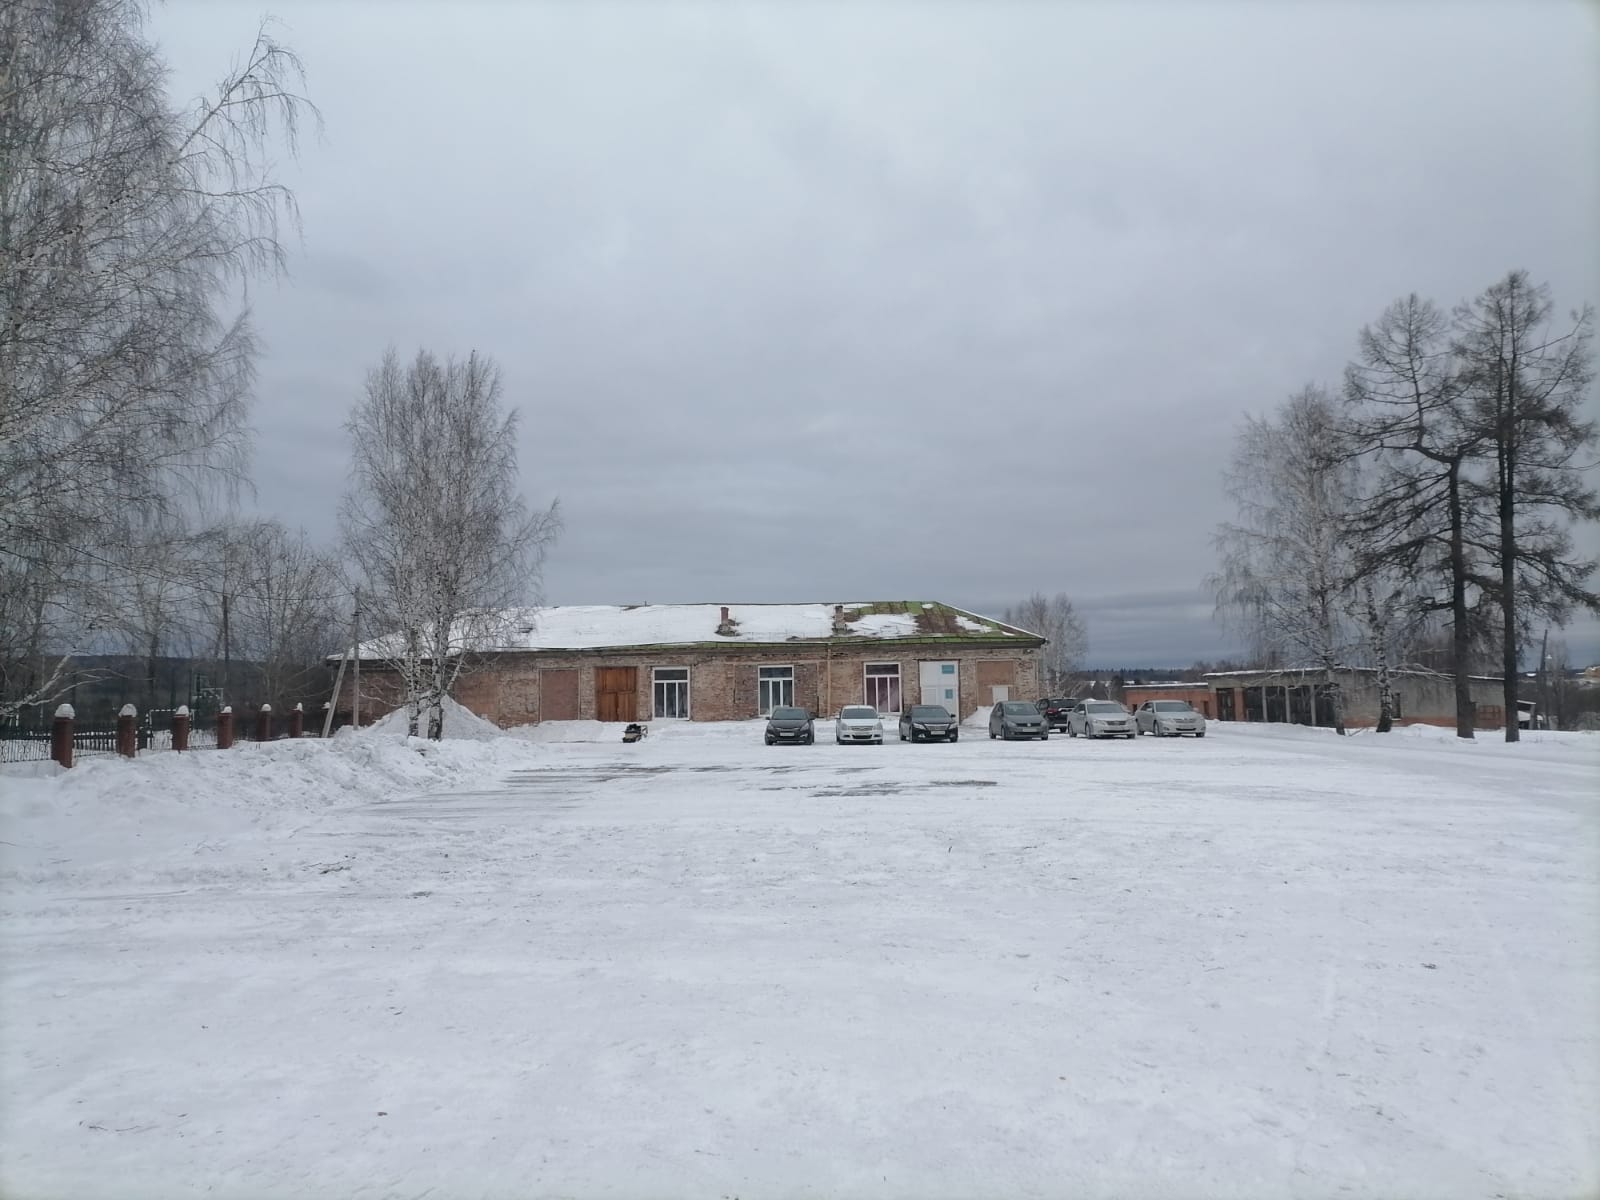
top-left (338, 602), bottom-right (1045, 725)
top-left (1202, 667), bottom-right (1507, 728)
top-left (1121, 681), bottom-right (1215, 717)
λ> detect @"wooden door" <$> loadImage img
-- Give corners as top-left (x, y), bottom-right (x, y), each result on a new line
top-left (595, 667), bottom-right (638, 722)
top-left (541, 669), bottom-right (579, 721)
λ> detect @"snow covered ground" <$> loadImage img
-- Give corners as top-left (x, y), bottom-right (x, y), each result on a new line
top-left (2, 719), bottom-right (1595, 1199)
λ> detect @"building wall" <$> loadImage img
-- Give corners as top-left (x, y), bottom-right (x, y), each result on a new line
top-left (1205, 671), bottom-right (1508, 728)
top-left (1122, 684), bottom-right (1214, 718)
top-left (340, 643), bottom-right (1042, 726)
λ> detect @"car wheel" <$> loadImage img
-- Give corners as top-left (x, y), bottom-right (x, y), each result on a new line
top-left (1197, 731), bottom-right (1206, 738)
top-left (1040, 732), bottom-right (1049, 740)
top-left (989, 730), bottom-right (996, 739)
top-left (765, 736), bottom-right (774, 745)
top-left (950, 732), bottom-right (959, 743)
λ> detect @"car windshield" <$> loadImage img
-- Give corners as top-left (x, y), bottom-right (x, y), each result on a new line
top-left (770, 707), bottom-right (807, 720)
top-left (1086, 702), bottom-right (1124, 713)
top-left (1002, 702), bottom-right (1035, 714)
top-left (910, 706), bottom-right (949, 719)
top-left (1152, 701), bottom-right (1192, 712)
top-left (840, 706), bottom-right (877, 719)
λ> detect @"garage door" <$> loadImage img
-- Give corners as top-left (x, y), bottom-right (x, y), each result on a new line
top-left (919, 660), bottom-right (959, 715)
top-left (540, 669), bottom-right (579, 721)
top-left (595, 667), bottom-right (638, 722)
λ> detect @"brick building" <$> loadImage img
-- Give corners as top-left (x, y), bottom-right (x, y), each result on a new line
top-left (1202, 667), bottom-right (1508, 728)
top-left (340, 601), bottom-right (1045, 726)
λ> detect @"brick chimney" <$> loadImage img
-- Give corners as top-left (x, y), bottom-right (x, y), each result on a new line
top-left (831, 603), bottom-right (849, 635)
top-left (716, 605), bottom-right (737, 637)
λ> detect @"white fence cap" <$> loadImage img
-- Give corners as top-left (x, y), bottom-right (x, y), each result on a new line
top-left (55, 703), bottom-right (75, 719)
top-left (119, 703), bottom-right (137, 717)
top-left (221, 705), bottom-right (232, 715)
top-left (260, 703), bottom-right (273, 713)
top-left (294, 702), bottom-right (304, 712)
top-left (175, 705), bottom-right (190, 717)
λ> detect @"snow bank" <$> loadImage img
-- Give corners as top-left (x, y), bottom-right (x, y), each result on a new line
top-left (368, 694), bottom-right (504, 741)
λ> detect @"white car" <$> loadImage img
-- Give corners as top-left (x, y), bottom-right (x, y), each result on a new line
top-left (1135, 700), bottom-right (1207, 738)
top-left (835, 705), bottom-right (884, 745)
top-left (1068, 700), bottom-right (1136, 740)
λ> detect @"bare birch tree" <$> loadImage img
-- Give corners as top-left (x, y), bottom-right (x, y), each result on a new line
top-left (1004, 592), bottom-right (1088, 693)
top-left (1210, 386), bottom-right (1360, 733)
top-left (0, 0), bottom-right (316, 717)
top-left (340, 349), bottom-right (561, 739)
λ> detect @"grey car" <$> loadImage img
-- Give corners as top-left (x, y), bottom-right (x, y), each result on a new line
top-left (764, 706), bottom-right (815, 745)
top-left (989, 700), bottom-right (1048, 740)
top-left (1068, 700), bottom-right (1135, 739)
top-left (899, 704), bottom-right (959, 742)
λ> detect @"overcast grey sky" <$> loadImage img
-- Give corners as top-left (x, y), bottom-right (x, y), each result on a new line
top-left (148, 1), bottom-right (1600, 666)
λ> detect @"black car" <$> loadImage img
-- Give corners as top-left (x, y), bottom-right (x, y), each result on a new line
top-left (764, 706), bottom-right (815, 745)
top-left (1035, 696), bottom-right (1077, 731)
top-left (898, 704), bottom-right (959, 743)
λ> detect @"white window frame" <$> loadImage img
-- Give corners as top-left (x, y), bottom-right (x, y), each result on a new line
top-left (863, 662), bottom-right (902, 713)
top-left (757, 665), bottom-right (794, 715)
top-left (652, 666), bottom-right (690, 719)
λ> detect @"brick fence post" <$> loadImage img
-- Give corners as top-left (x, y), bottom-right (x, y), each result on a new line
top-left (217, 705), bottom-right (234, 750)
top-left (172, 704), bottom-right (190, 752)
top-left (289, 702), bottom-right (304, 739)
top-left (116, 703), bottom-right (137, 758)
top-left (51, 703), bottom-right (74, 769)
top-left (256, 703), bottom-right (272, 742)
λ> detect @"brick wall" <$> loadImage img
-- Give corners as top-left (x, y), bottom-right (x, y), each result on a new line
top-left (338, 642), bottom-right (1043, 726)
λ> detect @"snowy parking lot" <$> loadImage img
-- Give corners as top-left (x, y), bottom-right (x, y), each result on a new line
top-left (2, 718), bottom-right (1596, 1198)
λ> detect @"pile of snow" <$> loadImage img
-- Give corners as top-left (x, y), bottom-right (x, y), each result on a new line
top-left (368, 694), bottom-right (504, 741)
top-left (507, 719), bottom-right (614, 743)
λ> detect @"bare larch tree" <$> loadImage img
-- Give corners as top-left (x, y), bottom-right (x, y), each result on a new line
top-left (1451, 271), bottom-right (1597, 743)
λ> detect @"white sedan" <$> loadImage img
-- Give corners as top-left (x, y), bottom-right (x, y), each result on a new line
top-left (835, 705), bottom-right (884, 745)
top-left (1136, 700), bottom-right (1207, 737)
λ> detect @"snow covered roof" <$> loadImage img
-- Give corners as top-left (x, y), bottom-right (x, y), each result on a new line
top-left (348, 602), bottom-right (1042, 660)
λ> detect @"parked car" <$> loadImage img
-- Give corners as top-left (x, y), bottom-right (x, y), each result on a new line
top-left (899, 704), bottom-right (958, 742)
top-left (989, 700), bottom-right (1049, 740)
top-left (765, 706), bottom-right (815, 745)
top-left (1068, 700), bottom-right (1135, 739)
top-left (835, 705), bottom-right (885, 745)
top-left (1034, 696), bottom-right (1077, 731)
top-left (1135, 700), bottom-right (1207, 737)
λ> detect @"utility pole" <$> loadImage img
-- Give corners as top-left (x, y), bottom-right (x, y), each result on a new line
top-left (352, 588), bottom-right (362, 729)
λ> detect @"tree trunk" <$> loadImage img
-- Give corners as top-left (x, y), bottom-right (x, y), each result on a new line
top-left (1447, 463), bottom-right (1475, 739)
top-left (1364, 583), bottom-right (1395, 733)
top-left (1499, 429), bottom-right (1520, 743)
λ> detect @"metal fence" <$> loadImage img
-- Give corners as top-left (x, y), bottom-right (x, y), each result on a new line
top-left (0, 708), bottom-right (325, 764)
top-left (0, 721), bottom-right (145, 764)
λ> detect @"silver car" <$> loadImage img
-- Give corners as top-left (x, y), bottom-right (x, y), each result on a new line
top-left (1068, 700), bottom-right (1136, 740)
top-left (1136, 700), bottom-right (1207, 738)
top-left (835, 705), bottom-right (884, 745)
top-left (989, 701), bottom-right (1048, 741)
